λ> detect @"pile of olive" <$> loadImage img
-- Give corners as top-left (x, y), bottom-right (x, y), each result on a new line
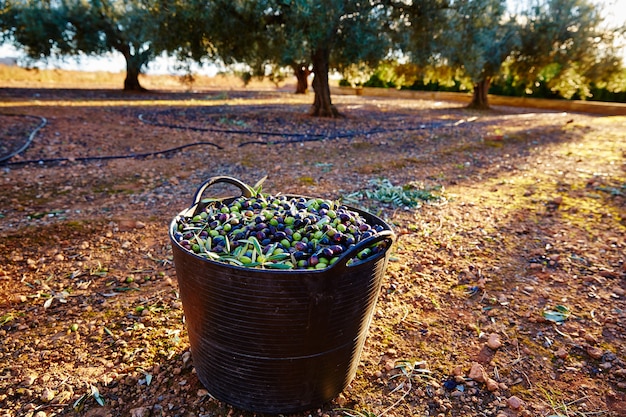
top-left (172, 194), bottom-right (388, 270)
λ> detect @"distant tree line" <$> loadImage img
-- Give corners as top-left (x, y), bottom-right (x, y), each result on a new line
top-left (1, 0), bottom-right (624, 115)
top-left (352, 59), bottom-right (626, 103)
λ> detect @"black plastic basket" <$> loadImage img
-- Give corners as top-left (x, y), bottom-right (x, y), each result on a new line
top-left (169, 176), bottom-right (395, 414)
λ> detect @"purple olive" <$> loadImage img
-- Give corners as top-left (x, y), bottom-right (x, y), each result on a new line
top-left (176, 191), bottom-right (389, 270)
top-left (308, 255), bottom-right (319, 267)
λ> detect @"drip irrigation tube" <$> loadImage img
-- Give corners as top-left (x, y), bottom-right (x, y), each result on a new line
top-left (138, 113), bottom-right (327, 139)
top-left (2, 141), bottom-right (223, 167)
top-left (236, 121), bottom-right (463, 147)
top-left (0, 114), bottom-right (47, 164)
top-left (139, 110), bottom-right (464, 147)
top-left (1, 108), bottom-right (472, 168)
top-left (138, 112), bottom-right (396, 143)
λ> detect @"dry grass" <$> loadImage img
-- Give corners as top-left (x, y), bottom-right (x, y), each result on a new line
top-left (0, 63), bottom-right (293, 91)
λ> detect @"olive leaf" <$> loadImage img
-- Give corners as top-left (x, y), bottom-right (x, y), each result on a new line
top-left (251, 176), bottom-right (268, 196)
top-left (43, 290), bottom-right (70, 309)
top-left (262, 262), bottom-right (293, 269)
top-left (73, 385), bottom-right (105, 411)
top-left (0, 313), bottom-right (15, 326)
top-left (542, 305), bottom-right (571, 323)
top-left (267, 253), bottom-right (290, 261)
top-left (247, 236), bottom-right (263, 255)
top-left (91, 385), bottom-right (105, 406)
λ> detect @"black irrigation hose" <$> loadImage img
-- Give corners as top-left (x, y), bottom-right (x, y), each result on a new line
top-left (1, 108), bottom-right (470, 167)
top-left (236, 121), bottom-right (463, 147)
top-left (138, 112), bottom-right (347, 140)
top-left (1, 141), bottom-right (223, 167)
top-left (237, 129), bottom-right (382, 147)
top-left (0, 114), bottom-right (48, 164)
top-left (138, 114), bottom-right (376, 141)
top-left (139, 112), bottom-right (464, 147)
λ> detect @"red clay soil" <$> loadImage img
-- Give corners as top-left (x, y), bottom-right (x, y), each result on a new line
top-left (0, 83), bottom-right (625, 417)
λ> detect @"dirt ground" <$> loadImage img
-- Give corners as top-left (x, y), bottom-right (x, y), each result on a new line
top-left (0, 72), bottom-right (625, 417)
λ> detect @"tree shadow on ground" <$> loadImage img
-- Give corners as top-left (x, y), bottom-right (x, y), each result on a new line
top-left (1, 90), bottom-right (624, 416)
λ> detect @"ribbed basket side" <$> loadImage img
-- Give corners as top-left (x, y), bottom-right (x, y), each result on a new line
top-left (170, 199), bottom-right (393, 414)
top-left (171, 244), bottom-right (389, 413)
top-left (173, 246), bottom-right (387, 354)
top-left (191, 336), bottom-right (365, 413)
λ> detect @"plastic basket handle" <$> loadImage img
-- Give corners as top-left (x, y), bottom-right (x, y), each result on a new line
top-left (191, 176), bottom-right (255, 206)
top-left (331, 229), bottom-right (395, 271)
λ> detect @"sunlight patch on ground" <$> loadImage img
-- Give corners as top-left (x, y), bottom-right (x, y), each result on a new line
top-left (0, 97), bottom-right (311, 108)
top-left (447, 117), bottom-right (625, 225)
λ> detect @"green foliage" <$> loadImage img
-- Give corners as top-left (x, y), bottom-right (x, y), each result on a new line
top-left (390, 0), bottom-right (522, 107)
top-left (366, 0), bottom-right (626, 104)
top-left (173, 0), bottom-right (395, 114)
top-left (445, 0), bottom-right (520, 85)
top-left (588, 84), bottom-right (626, 103)
top-left (402, 79), bottom-right (466, 93)
top-left (2, 0), bottom-right (72, 58)
top-left (363, 73), bottom-right (394, 88)
top-left (371, 65), bottom-right (626, 103)
top-left (3, 0), bottom-right (625, 101)
top-left (509, 0), bottom-right (625, 100)
top-left (340, 62), bottom-right (375, 87)
top-left (361, 61), bottom-right (401, 88)
top-left (342, 178), bottom-right (445, 211)
top-left (3, 0), bottom-right (183, 90)
top-left (0, 0), bottom-right (6, 36)
top-left (389, 0), bottom-right (452, 66)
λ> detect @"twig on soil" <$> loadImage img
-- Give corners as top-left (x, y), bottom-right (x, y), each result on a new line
top-left (398, 305), bottom-right (410, 324)
top-left (538, 387), bottom-right (608, 417)
top-left (590, 309), bottom-right (602, 326)
top-left (378, 382), bottom-right (412, 417)
top-left (510, 340), bottom-right (523, 366)
top-left (520, 370), bottom-right (533, 389)
top-left (34, 403), bottom-right (69, 410)
top-left (553, 324), bottom-right (574, 341)
top-left (379, 361), bottom-right (433, 417)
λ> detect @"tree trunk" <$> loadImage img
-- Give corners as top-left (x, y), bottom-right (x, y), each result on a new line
top-left (293, 64), bottom-right (310, 94)
top-left (124, 65), bottom-right (145, 91)
top-left (468, 78), bottom-right (491, 109)
top-left (121, 48), bottom-right (146, 92)
top-left (310, 48), bottom-right (341, 117)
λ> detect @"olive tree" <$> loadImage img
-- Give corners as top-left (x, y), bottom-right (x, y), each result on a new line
top-left (508, 0), bottom-right (625, 100)
top-left (402, 0), bottom-right (519, 108)
top-left (2, 0), bottom-right (173, 91)
top-left (384, 0), bottom-right (465, 91)
top-left (400, 0), bottom-right (623, 109)
top-left (428, 0), bottom-right (521, 109)
top-left (187, 0), bottom-right (395, 117)
top-left (307, 1), bottom-right (396, 116)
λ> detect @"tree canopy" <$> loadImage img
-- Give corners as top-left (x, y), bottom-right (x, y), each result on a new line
top-left (395, 0), bottom-right (625, 108)
top-left (509, 0), bottom-right (625, 100)
top-left (1, 0), bottom-right (623, 110)
top-left (179, 0), bottom-right (396, 117)
top-left (1, 0), bottom-right (174, 90)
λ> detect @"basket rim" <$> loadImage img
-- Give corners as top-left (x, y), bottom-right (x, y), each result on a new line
top-left (169, 194), bottom-right (395, 274)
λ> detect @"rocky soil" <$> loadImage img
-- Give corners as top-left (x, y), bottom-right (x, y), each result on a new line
top-left (0, 86), bottom-right (625, 417)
